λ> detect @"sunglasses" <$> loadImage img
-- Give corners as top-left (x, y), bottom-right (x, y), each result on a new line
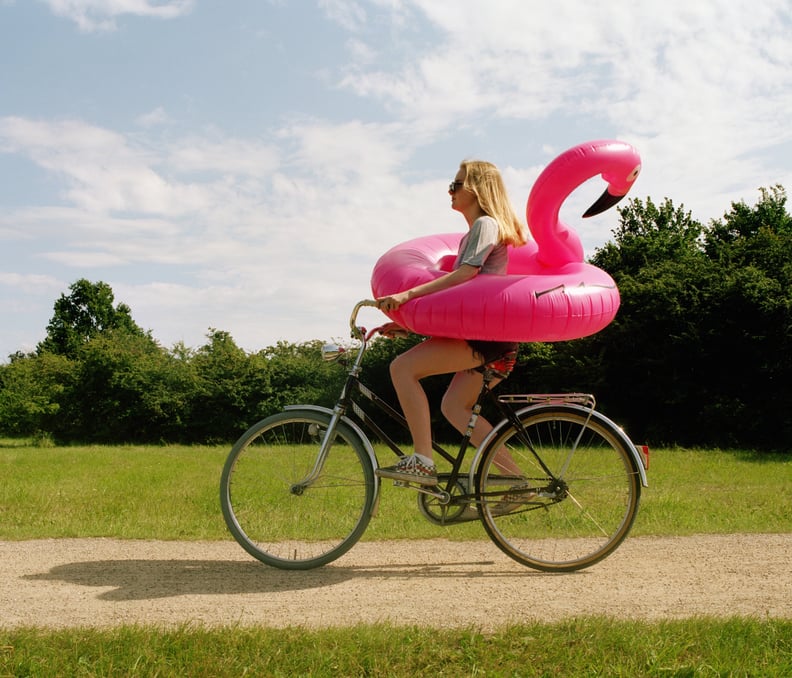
top-left (448, 180), bottom-right (465, 193)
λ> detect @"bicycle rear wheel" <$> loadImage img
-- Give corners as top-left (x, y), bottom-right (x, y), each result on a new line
top-left (476, 405), bottom-right (641, 572)
top-left (220, 409), bottom-right (376, 569)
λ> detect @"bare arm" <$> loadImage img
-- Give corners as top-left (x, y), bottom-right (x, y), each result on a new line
top-left (377, 264), bottom-right (479, 312)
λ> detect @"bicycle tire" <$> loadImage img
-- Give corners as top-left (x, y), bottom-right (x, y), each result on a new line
top-left (476, 405), bottom-right (641, 572)
top-left (220, 409), bottom-right (376, 569)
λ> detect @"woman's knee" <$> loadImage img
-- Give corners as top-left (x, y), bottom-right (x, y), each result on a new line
top-left (389, 352), bottom-right (407, 379)
top-left (440, 388), bottom-right (469, 423)
top-left (440, 393), bottom-right (456, 422)
top-left (390, 352), bottom-right (419, 389)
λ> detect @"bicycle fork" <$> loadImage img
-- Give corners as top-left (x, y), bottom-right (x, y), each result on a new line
top-left (287, 408), bottom-right (346, 494)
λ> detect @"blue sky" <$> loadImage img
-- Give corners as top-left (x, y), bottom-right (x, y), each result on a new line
top-left (1, 0), bottom-right (791, 360)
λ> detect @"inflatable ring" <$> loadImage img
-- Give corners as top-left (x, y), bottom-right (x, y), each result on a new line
top-left (370, 140), bottom-right (641, 342)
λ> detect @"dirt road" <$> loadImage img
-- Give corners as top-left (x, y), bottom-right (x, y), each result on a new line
top-left (2, 534), bottom-right (789, 630)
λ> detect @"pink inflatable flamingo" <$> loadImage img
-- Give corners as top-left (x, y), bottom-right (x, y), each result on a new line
top-left (528, 139), bottom-right (641, 268)
top-left (370, 140), bottom-right (641, 342)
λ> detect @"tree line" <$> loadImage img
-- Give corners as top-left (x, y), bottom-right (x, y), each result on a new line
top-left (1, 185), bottom-right (790, 450)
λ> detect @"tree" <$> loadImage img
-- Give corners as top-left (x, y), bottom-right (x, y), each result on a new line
top-left (0, 351), bottom-right (75, 437)
top-left (37, 279), bottom-right (145, 358)
top-left (704, 185), bottom-right (791, 260)
top-left (50, 329), bottom-right (193, 443)
top-left (187, 329), bottom-right (269, 443)
top-left (585, 188), bottom-right (792, 449)
top-left (260, 340), bottom-right (346, 416)
top-left (696, 185), bottom-right (792, 448)
top-left (591, 197), bottom-right (703, 275)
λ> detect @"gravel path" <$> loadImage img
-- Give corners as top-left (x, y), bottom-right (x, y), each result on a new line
top-left (2, 534), bottom-right (790, 630)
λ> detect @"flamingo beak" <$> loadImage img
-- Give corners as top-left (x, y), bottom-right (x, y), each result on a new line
top-left (582, 189), bottom-right (626, 218)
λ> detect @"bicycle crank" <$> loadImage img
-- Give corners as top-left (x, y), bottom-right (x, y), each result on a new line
top-left (392, 480), bottom-right (451, 504)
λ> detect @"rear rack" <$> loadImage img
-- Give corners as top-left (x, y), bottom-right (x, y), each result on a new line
top-left (497, 393), bottom-right (596, 409)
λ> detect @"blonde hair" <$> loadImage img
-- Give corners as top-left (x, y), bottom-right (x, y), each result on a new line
top-left (460, 160), bottom-right (526, 247)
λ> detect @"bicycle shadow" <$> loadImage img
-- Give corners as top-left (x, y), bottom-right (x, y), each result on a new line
top-left (23, 556), bottom-right (558, 601)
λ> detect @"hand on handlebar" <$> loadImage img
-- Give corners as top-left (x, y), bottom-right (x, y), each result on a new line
top-left (375, 321), bottom-right (410, 339)
top-left (376, 292), bottom-right (409, 313)
top-left (350, 299), bottom-right (410, 340)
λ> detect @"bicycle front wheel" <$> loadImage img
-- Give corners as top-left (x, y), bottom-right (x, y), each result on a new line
top-left (220, 409), bottom-right (376, 569)
top-left (476, 406), bottom-right (641, 572)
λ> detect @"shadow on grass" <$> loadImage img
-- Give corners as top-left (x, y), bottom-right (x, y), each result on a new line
top-left (24, 555), bottom-right (557, 601)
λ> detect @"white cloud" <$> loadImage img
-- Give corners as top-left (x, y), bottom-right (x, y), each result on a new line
top-left (345, 38), bottom-right (377, 64)
top-left (168, 137), bottom-right (280, 179)
top-left (334, 0), bottom-right (792, 221)
top-left (41, 0), bottom-right (194, 31)
top-left (0, 273), bottom-right (65, 355)
top-left (0, 117), bottom-right (249, 217)
top-left (280, 118), bottom-right (409, 181)
top-left (0, 272), bottom-right (63, 294)
top-left (0, 112), bottom-right (459, 351)
top-left (40, 250), bottom-right (127, 267)
top-left (2, 0), bottom-right (791, 359)
top-left (136, 107), bottom-right (171, 128)
top-left (318, 0), bottom-right (367, 32)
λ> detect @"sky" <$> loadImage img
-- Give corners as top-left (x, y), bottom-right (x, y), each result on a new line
top-left (1, 0), bottom-right (791, 360)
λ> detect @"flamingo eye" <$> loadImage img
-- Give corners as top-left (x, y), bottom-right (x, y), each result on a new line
top-left (627, 165), bottom-right (641, 182)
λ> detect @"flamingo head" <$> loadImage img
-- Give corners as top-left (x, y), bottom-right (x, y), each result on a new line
top-left (526, 140), bottom-right (642, 267)
top-left (583, 162), bottom-right (642, 218)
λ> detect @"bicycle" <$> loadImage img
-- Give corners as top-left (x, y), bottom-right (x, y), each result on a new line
top-left (220, 300), bottom-right (649, 572)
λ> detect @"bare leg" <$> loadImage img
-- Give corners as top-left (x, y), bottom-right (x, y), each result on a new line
top-left (441, 370), bottom-right (523, 475)
top-left (389, 338), bottom-right (482, 460)
top-left (441, 369), bottom-right (493, 445)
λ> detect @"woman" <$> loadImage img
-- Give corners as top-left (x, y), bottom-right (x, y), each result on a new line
top-left (375, 160), bottom-right (526, 485)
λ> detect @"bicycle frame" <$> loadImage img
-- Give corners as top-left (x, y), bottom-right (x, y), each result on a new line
top-left (306, 300), bottom-right (647, 512)
top-left (299, 300), bottom-right (497, 503)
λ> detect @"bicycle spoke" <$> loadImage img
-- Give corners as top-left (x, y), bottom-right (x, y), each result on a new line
top-left (220, 410), bottom-right (375, 570)
top-left (477, 405), bottom-right (641, 572)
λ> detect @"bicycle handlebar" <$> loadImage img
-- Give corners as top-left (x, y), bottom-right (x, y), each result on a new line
top-left (349, 299), bottom-right (380, 340)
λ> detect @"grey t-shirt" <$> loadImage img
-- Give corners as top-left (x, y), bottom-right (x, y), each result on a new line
top-left (453, 215), bottom-right (508, 274)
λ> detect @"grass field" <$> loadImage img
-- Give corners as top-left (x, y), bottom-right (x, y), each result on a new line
top-left (3, 618), bottom-right (790, 677)
top-left (0, 441), bottom-right (790, 541)
top-left (1, 440), bottom-right (790, 676)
